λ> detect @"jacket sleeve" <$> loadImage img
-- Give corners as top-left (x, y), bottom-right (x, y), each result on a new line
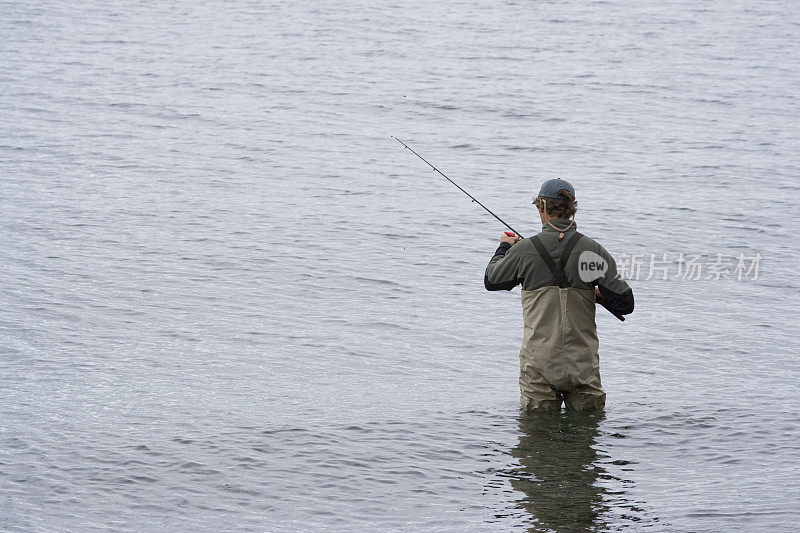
top-left (484, 242), bottom-right (522, 291)
top-left (596, 245), bottom-right (634, 315)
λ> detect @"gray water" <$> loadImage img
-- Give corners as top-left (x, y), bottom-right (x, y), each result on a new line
top-left (2, 0), bottom-right (799, 531)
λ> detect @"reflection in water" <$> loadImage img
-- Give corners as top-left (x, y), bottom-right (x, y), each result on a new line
top-left (507, 411), bottom-right (609, 532)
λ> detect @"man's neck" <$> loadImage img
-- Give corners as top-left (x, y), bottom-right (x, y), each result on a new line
top-left (541, 217), bottom-right (576, 230)
top-left (540, 214), bottom-right (567, 224)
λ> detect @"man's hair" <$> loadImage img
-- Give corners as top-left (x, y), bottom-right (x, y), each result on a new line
top-left (535, 189), bottom-right (578, 219)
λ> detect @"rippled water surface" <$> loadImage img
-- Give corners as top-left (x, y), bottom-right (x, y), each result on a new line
top-left (2, 0), bottom-right (799, 531)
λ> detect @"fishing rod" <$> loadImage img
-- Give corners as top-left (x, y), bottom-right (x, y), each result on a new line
top-left (392, 136), bottom-right (524, 238)
top-left (393, 136), bottom-right (625, 322)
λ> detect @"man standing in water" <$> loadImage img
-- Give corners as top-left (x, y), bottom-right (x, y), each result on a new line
top-left (484, 179), bottom-right (634, 411)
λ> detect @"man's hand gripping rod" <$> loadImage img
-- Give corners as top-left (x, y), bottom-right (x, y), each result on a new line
top-left (392, 136), bottom-right (524, 239)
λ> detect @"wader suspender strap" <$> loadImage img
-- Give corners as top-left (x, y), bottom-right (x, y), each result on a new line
top-left (530, 232), bottom-right (584, 288)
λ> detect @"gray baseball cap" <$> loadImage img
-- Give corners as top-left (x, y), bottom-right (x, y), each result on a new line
top-left (536, 178), bottom-right (575, 200)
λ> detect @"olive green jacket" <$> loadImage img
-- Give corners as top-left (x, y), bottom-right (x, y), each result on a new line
top-left (485, 220), bottom-right (630, 294)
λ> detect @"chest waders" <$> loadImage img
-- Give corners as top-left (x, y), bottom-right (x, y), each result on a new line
top-left (519, 231), bottom-right (606, 412)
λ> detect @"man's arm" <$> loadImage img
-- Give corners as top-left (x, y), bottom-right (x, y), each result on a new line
top-left (594, 246), bottom-right (634, 315)
top-left (595, 284), bottom-right (634, 315)
top-left (485, 234), bottom-right (522, 291)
